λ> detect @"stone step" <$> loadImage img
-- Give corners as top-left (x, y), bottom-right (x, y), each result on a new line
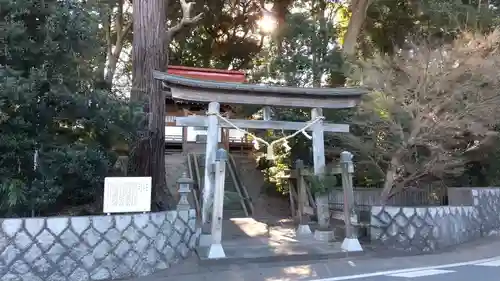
top-left (196, 217), bottom-right (367, 265)
top-left (191, 153), bottom-right (248, 219)
top-left (223, 209), bottom-right (246, 219)
top-left (195, 238), bottom-right (362, 265)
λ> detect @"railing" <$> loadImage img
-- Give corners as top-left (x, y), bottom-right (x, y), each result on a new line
top-left (228, 135), bottom-right (252, 144)
top-left (165, 135), bottom-right (184, 142)
top-left (328, 185), bottom-right (449, 212)
top-left (283, 161), bottom-right (451, 224)
top-left (186, 151), bottom-right (252, 219)
top-left (165, 134), bottom-right (253, 146)
top-left (165, 126), bottom-right (252, 144)
top-left (187, 153), bottom-right (202, 217)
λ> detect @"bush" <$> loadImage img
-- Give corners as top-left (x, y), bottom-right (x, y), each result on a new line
top-left (0, 0), bottom-right (141, 217)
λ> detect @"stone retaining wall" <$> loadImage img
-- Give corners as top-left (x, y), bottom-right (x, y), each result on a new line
top-left (370, 188), bottom-right (500, 252)
top-left (0, 210), bottom-right (200, 281)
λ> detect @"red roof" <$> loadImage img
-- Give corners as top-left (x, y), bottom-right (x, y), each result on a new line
top-left (167, 65), bottom-right (246, 83)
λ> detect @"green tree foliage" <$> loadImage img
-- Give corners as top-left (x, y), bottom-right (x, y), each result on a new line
top-left (252, 0), bottom-right (344, 86)
top-left (363, 0), bottom-right (500, 55)
top-left (250, 0), bottom-right (500, 194)
top-left (343, 30), bottom-right (500, 200)
top-left (0, 0), bottom-right (141, 217)
top-left (164, 0), bottom-right (267, 69)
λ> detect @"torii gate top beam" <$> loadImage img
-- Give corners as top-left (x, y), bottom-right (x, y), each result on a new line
top-left (153, 71), bottom-right (367, 109)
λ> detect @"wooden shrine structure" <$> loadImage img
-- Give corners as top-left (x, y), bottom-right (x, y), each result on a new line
top-left (164, 66), bottom-right (252, 152)
top-left (154, 70), bottom-right (368, 254)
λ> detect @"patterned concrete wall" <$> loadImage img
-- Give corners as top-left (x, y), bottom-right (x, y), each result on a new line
top-left (0, 210), bottom-right (200, 281)
top-left (370, 188), bottom-right (500, 252)
top-left (370, 206), bottom-right (481, 252)
top-left (472, 188), bottom-right (500, 235)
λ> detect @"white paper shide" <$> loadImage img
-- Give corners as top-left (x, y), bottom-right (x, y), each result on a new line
top-left (103, 177), bottom-right (152, 213)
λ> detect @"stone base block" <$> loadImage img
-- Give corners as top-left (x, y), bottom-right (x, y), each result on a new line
top-left (314, 229), bottom-right (334, 242)
top-left (207, 243), bottom-right (226, 259)
top-left (341, 238), bottom-right (363, 252)
top-left (296, 224), bottom-right (313, 237)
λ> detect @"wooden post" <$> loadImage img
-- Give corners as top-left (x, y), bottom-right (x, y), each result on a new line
top-left (289, 181), bottom-right (296, 219)
top-left (295, 160), bottom-right (312, 236)
top-left (223, 128), bottom-right (230, 150)
top-left (207, 148), bottom-right (227, 259)
top-left (263, 106), bottom-right (272, 121)
top-left (182, 111), bottom-right (188, 153)
top-left (311, 108), bottom-right (332, 241)
top-left (340, 151), bottom-right (362, 252)
top-left (202, 102), bottom-right (220, 225)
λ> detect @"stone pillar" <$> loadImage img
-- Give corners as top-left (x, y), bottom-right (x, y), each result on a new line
top-left (340, 151), bottom-right (363, 252)
top-left (207, 148), bottom-right (228, 259)
top-left (295, 160), bottom-right (313, 237)
top-left (177, 172), bottom-right (194, 210)
top-left (199, 102), bottom-right (220, 247)
top-left (202, 102), bottom-right (220, 224)
top-left (311, 107), bottom-right (333, 241)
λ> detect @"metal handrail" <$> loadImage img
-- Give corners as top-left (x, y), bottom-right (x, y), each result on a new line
top-left (227, 159), bottom-right (249, 217)
top-left (228, 154), bottom-right (254, 216)
top-left (186, 153), bottom-right (201, 216)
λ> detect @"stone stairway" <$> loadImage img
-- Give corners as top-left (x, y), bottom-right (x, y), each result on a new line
top-left (190, 153), bottom-right (249, 219)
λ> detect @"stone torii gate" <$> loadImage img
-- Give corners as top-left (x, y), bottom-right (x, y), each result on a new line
top-left (153, 70), bottom-right (367, 241)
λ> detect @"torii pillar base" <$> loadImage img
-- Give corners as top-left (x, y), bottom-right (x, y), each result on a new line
top-left (207, 243), bottom-right (226, 259)
top-left (296, 224), bottom-right (313, 237)
top-left (341, 238), bottom-right (363, 252)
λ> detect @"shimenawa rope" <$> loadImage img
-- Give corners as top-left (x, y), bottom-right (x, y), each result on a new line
top-left (207, 112), bottom-right (325, 159)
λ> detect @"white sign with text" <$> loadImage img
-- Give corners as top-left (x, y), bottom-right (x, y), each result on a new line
top-left (103, 177), bottom-right (152, 213)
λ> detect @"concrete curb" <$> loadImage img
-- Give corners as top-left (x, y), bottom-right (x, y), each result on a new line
top-left (197, 247), bottom-right (366, 266)
top-left (196, 235), bottom-right (500, 267)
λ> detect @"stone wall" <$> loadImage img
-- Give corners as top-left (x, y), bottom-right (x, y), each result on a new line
top-left (370, 188), bottom-right (500, 252)
top-left (0, 210), bottom-right (200, 281)
top-left (471, 188), bottom-right (500, 235)
top-left (370, 206), bottom-right (481, 252)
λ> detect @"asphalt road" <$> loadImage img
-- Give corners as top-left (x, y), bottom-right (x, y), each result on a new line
top-left (309, 257), bottom-right (500, 281)
top-left (130, 236), bottom-right (500, 281)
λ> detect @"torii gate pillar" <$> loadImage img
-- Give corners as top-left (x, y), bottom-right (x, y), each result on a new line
top-left (311, 108), bottom-right (334, 241)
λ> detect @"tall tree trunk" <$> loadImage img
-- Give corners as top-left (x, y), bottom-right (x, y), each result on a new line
top-left (132, 0), bottom-right (171, 210)
top-left (342, 0), bottom-right (372, 57)
top-left (131, 0), bottom-right (202, 210)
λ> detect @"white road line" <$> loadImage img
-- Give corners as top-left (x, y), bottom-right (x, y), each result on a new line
top-left (387, 269), bottom-right (455, 278)
top-left (307, 256), bottom-right (500, 281)
top-left (474, 259), bottom-right (500, 267)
